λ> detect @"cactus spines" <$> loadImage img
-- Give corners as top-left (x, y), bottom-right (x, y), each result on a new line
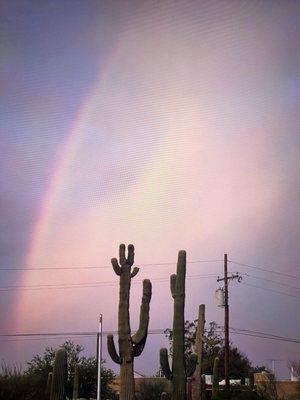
top-left (107, 244), bottom-right (152, 400)
top-left (160, 250), bottom-right (197, 400)
top-left (193, 304), bottom-right (205, 400)
top-left (73, 365), bottom-right (79, 400)
top-left (50, 348), bottom-right (67, 400)
top-left (212, 357), bottom-right (220, 400)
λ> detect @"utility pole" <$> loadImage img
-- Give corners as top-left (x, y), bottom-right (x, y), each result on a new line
top-left (97, 314), bottom-right (103, 400)
top-left (217, 254), bottom-right (242, 391)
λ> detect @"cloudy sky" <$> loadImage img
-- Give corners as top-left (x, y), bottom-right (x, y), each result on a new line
top-left (1, 0), bottom-right (299, 379)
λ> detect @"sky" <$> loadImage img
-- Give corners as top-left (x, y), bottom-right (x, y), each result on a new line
top-left (0, 0), bottom-right (300, 380)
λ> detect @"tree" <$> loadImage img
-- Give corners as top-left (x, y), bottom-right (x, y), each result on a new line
top-left (164, 321), bottom-right (253, 380)
top-left (25, 340), bottom-right (116, 399)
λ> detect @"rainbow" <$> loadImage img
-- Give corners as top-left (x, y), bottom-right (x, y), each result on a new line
top-left (26, 37), bottom-right (123, 270)
top-left (16, 40), bottom-right (123, 330)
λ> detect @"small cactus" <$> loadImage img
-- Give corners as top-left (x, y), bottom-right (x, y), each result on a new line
top-left (193, 304), bottom-right (205, 400)
top-left (73, 365), bottom-right (79, 400)
top-left (161, 392), bottom-right (169, 400)
top-left (212, 357), bottom-right (220, 400)
top-left (50, 348), bottom-right (67, 400)
top-left (45, 372), bottom-right (52, 399)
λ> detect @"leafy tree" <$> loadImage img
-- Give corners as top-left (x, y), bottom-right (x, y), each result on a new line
top-left (0, 342), bottom-right (116, 400)
top-left (23, 340), bottom-right (116, 399)
top-left (165, 320), bottom-right (256, 380)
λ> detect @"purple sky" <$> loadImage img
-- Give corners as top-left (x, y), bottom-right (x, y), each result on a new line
top-left (1, 0), bottom-right (300, 379)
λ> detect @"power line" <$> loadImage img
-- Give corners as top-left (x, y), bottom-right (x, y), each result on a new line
top-left (0, 274), bottom-right (219, 292)
top-left (0, 259), bottom-right (223, 272)
top-left (243, 273), bottom-right (300, 291)
top-left (229, 260), bottom-right (300, 280)
top-left (241, 282), bottom-right (300, 300)
top-left (0, 328), bottom-right (299, 344)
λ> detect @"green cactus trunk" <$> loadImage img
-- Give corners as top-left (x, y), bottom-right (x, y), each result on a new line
top-left (107, 244), bottom-right (152, 400)
top-left (50, 348), bottom-right (67, 400)
top-left (45, 372), bottom-right (52, 399)
top-left (193, 304), bottom-right (205, 400)
top-left (73, 365), bottom-right (79, 400)
top-left (212, 357), bottom-right (219, 400)
top-left (160, 251), bottom-right (197, 400)
top-left (172, 251), bottom-right (187, 400)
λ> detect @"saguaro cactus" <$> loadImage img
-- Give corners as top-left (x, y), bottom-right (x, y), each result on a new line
top-left (160, 250), bottom-right (197, 400)
top-left (212, 357), bottom-right (220, 400)
top-left (193, 304), bottom-right (206, 400)
top-left (107, 244), bottom-right (152, 400)
top-left (73, 365), bottom-right (79, 400)
top-left (45, 372), bottom-right (52, 399)
top-left (50, 348), bottom-right (67, 400)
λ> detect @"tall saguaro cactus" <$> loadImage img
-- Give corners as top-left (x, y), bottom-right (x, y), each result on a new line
top-left (193, 304), bottom-right (206, 400)
top-left (107, 244), bottom-right (152, 400)
top-left (50, 348), bottom-right (67, 400)
top-left (160, 251), bottom-right (197, 400)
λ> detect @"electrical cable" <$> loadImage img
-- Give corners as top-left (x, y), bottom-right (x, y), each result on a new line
top-left (229, 260), bottom-right (300, 280)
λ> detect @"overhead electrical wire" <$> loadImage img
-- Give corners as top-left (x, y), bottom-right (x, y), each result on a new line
top-left (0, 274), bottom-right (219, 292)
top-left (0, 259), bottom-right (223, 271)
top-left (229, 260), bottom-right (300, 280)
top-left (0, 327), bottom-right (299, 344)
top-left (241, 282), bottom-right (300, 300)
top-left (243, 273), bottom-right (300, 291)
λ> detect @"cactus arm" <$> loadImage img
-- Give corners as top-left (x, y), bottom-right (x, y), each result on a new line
top-left (119, 243), bottom-right (127, 265)
top-left (132, 279), bottom-right (152, 344)
top-left (176, 250), bottom-right (186, 294)
top-left (186, 354), bottom-right (197, 377)
top-left (170, 274), bottom-right (177, 297)
top-left (107, 335), bottom-right (121, 364)
top-left (133, 336), bottom-right (146, 357)
top-left (130, 267), bottom-right (139, 278)
top-left (160, 348), bottom-right (172, 380)
top-left (126, 244), bottom-right (134, 266)
top-left (112, 258), bottom-right (122, 275)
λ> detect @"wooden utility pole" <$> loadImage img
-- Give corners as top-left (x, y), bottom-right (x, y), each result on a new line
top-left (217, 254), bottom-right (241, 392)
top-left (224, 254), bottom-right (229, 390)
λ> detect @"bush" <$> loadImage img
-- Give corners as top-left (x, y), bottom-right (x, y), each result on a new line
top-left (135, 378), bottom-right (170, 400)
